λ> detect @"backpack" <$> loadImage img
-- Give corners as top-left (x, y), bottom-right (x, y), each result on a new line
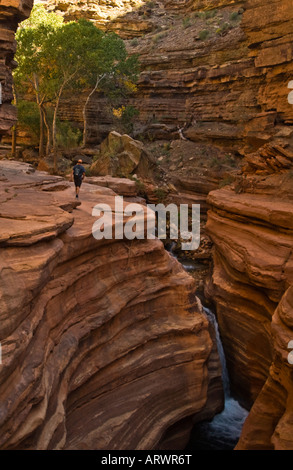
top-left (74, 165), bottom-right (81, 177)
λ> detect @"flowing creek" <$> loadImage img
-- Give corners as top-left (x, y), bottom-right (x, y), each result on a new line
top-left (186, 307), bottom-right (249, 450)
top-left (168, 248), bottom-right (249, 450)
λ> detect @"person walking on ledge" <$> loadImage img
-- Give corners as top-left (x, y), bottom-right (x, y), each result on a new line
top-left (72, 159), bottom-right (85, 199)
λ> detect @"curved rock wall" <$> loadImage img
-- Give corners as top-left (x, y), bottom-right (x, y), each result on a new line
top-left (235, 286), bottom-right (293, 450)
top-left (0, 161), bottom-right (223, 449)
top-left (0, 0), bottom-right (33, 138)
top-left (205, 166), bottom-right (293, 448)
top-left (0, 0), bottom-right (225, 450)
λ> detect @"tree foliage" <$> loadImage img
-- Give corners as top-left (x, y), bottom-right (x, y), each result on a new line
top-left (17, 100), bottom-right (40, 141)
top-left (13, 5), bottom-right (140, 166)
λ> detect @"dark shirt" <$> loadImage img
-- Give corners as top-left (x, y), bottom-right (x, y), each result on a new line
top-left (73, 164), bottom-right (85, 179)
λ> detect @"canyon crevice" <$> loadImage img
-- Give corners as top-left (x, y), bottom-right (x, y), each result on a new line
top-left (205, 155), bottom-right (293, 449)
top-left (0, 0), bottom-right (224, 450)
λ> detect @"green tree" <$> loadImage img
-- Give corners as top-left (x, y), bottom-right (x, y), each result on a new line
top-left (45, 20), bottom-right (99, 160)
top-left (14, 5), bottom-right (140, 169)
top-left (75, 24), bottom-right (140, 147)
top-left (14, 5), bottom-right (63, 157)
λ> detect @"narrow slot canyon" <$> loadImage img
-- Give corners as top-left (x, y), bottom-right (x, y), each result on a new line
top-left (0, 0), bottom-right (293, 453)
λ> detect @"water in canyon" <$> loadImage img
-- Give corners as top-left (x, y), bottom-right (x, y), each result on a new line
top-left (186, 307), bottom-right (249, 450)
top-left (168, 246), bottom-right (249, 450)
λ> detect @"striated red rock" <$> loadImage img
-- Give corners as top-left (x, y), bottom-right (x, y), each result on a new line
top-left (134, 0), bottom-right (293, 150)
top-left (0, 160), bottom-right (223, 450)
top-left (167, 175), bottom-right (219, 215)
top-left (14, 0), bottom-right (291, 154)
top-left (38, 0), bottom-right (293, 153)
top-left (0, 0), bottom-right (33, 138)
top-left (241, 143), bottom-right (293, 175)
top-left (205, 170), bottom-right (293, 448)
top-left (236, 286), bottom-right (293, 450)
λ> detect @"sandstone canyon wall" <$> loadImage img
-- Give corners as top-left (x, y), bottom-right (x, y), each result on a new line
top-left (205, 149), bottom-right (293, 449)
top-left (0, 0), bottom-right (33, 138)
top-left (2, 0), bottom-right (293, 451)
top-left (135, 0), bottom-right (293, 151)
top-left (0, 0), bottom-right (224, 450)
top-left (43, 0), bottom-right (293, 152)
top-left (198, 0), bottom-right (293, 450)
top-left (0, 161), bottom-right (223, 449)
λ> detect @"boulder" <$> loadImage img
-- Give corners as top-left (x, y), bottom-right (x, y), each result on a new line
top-left (90, 131), bottom-right (155, 179)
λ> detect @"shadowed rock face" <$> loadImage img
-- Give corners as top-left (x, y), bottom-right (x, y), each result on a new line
top-left (205, 167), bottom-right (293, 449)
top-left (0, 161), bottom-right (223, 450)
top-left (0, 0), bottom-right (33, 137)
top-left (235, 286), bottom-right (293, 450)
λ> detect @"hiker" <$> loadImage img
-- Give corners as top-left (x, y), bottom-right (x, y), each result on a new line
top-left (72, 159), bottom-right (85, 198)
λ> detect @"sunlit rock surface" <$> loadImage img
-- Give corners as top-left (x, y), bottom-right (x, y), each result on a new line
top-left (0, 161), bottom-right (223, 449)
top-left (42, 0), bottom-right (293, 151)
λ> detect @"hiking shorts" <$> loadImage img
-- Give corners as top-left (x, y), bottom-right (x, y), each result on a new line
top-left (74, 176), bottom-right (83, 188)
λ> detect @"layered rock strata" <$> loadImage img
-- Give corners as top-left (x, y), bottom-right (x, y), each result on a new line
top-left (205, 168), bottom-right (293, 448)
top-left (0, 0), bottom-right (33, 138)
top-left (236, 286), bottom-right (293, 450)
top-left (134, 0), bottom-right (293, 151)
top-left (241, 143), bottom-right (293, 175)
top-left (44, 0), bottom-right (149, 37)
top-left (0, 160), bottom-right (223, 450)
top-left (90, 130), bottom-right (156, 180)
top-left (43, 0), bottom-right (293, 152)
